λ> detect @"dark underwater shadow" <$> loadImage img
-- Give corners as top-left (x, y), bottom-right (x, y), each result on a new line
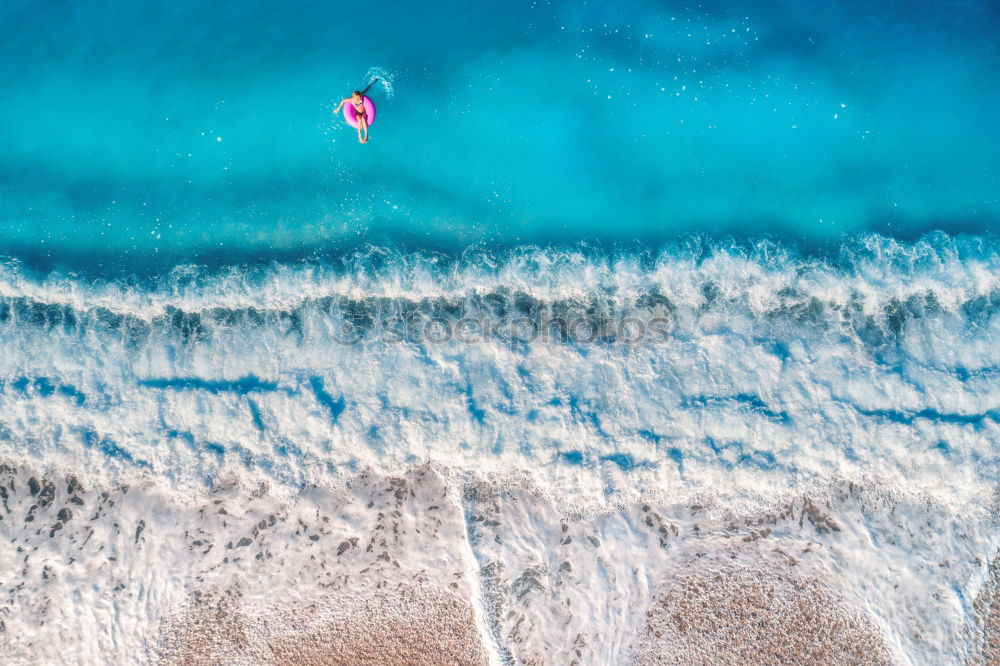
top-left (2, 211), bottom-right (997, 282)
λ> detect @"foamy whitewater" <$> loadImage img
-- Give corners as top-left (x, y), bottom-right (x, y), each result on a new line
top-left (0, 235), bottom-right (998, 664)
top-left (3, 0), bottom-right (1000, 661)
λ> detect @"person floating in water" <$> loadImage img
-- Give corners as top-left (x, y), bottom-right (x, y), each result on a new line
top-left (334, 80), bottom-right (377, 144)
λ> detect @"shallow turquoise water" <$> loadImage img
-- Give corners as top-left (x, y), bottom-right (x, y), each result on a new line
top-left (2, 0), bottom-right (998, 273)
top-left (1, 5), bottom-right (999, 661)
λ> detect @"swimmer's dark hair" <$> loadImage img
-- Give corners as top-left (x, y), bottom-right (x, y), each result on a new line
top-left (352, 90), bottom-right (363, 97)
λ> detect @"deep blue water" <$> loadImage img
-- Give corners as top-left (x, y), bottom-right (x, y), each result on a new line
top-left (1, 0), bottom-right (998, 275)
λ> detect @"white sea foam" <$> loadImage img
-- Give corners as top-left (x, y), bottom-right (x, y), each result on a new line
top-left (0, 235), bottom-right (997, 663)
top-left (0, 235), bottom-right (996, 503)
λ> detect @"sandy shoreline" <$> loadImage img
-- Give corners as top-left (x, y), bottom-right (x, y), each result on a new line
top-left (0, 461), bottom-right (994, 665)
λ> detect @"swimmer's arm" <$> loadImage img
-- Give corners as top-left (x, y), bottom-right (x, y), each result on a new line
top-left (333, 98), bottom-right (350, 113)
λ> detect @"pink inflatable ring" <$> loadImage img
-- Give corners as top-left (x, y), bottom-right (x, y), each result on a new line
top-left (343, 96), bottom-right (376, 128)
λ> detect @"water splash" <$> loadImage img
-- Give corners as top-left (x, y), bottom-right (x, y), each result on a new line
top-left (364, 66), bottom-right (395, 100)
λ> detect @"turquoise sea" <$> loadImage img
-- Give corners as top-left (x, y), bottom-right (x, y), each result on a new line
top-left (1, 1), bottom-right (999, 663)
top-left (2, 0), bottom-right (998, 273)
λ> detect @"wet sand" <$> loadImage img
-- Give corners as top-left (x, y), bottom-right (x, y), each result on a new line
top-left (631, 568), bottom-right (891, 666)
top-left (158, 586), bottom-right (488, 666)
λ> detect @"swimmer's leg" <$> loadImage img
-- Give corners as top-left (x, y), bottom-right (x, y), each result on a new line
top-left (359, 117), bottom-right (369, 143)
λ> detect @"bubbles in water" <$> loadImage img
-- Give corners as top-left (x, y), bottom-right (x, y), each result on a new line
top-left (364, 66), bottom-right (396, 100)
